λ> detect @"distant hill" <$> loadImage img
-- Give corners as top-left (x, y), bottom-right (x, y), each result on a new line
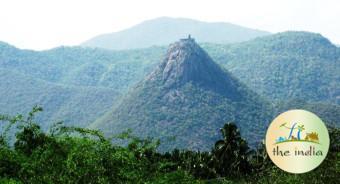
top-left (81, 17), bottom-right (270, 50)
top-left (204, 31), bottom-right (340, 105)
top-left (0, 42), bottom-right (163, 93)
top-left (92, 38), bottom-right (272, 151)
top-left (0, 68), bottom-right (119, 130)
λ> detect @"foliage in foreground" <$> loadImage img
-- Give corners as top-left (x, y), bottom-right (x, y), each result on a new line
top-left (0, 107), bottom-right (339, 183)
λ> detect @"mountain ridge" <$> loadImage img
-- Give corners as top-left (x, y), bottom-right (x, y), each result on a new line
top-left (81, 17), bottom-right (270, 50)
top-left (206, 31), bottom-right (340, 104)
top-left (1, 31), bottom-right (338, 105)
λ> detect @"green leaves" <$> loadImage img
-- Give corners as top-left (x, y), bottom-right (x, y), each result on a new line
top-left (212, 123), bottom-right (252, 177)
top-left (0, 107), bottom-right (200, 183)
top-left (1, 107), bottom-right (339, 183)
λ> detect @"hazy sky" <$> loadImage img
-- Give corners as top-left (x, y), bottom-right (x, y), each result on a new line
top-left (0, 0), bottom-right (339, 50)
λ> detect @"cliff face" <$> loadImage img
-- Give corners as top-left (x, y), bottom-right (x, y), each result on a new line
top-left (148, 37), bottom-right (244, 100)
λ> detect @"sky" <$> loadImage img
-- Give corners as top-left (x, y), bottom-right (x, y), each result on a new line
top-left (0, 0), bottom-right (339, 50)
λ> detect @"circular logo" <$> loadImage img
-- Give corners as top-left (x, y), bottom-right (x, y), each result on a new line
top-left (265, 109), bottom-right (329, 174)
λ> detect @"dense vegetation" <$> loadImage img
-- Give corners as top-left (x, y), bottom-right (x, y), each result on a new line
top-left (205, 31), bottom-right (340, 104)
top-left (0, 42), bottom-right (162, 127)
top-left (0, 20), bottom-right (339, 184)
top-left (0, 68), bottom-right (119, 129)
top-left (0, 41), bottom-right (163, 92)
top-left (3, 32), bottom-right (338, 106)
top-left (1, 32), bottom-right (339, 151)
top-left (1, 107), bottom-right (339, 183)
top-left (92, 39), bottom-right (273, 151)
top-left (273, 99), bottom-right (340, 128)
top-left (0, 32), bottom-right (339, 129)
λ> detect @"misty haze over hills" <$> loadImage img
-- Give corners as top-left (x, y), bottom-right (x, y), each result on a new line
top-left (82, 17), bottom-right (270, 50)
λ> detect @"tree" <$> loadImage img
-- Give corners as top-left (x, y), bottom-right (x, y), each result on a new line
top-left (212, 122), bottom-right (252, 177)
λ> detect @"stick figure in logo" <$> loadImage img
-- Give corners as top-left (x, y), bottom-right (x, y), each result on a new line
top-left (280, 122), bottom-right (304, 141)
top-left (280, 122), bottom-right (296, 140)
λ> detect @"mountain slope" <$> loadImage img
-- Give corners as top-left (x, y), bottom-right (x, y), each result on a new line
top-left (0, 42), bottom-right (163, 92)
top-left (273, 99), bottom-right (340, 128)
top-left (204, 31), bottom-right (340, 104)
top-left (1, 31), bottom-right (339, 105)
top-left (0, 68), bottom-right (119, 129)
top-left (81, 17), bottom-right (270, 50)
top-left (1, 31), bottom-right (338, 135)
top-left (92, 38), bottom-right (272, 151)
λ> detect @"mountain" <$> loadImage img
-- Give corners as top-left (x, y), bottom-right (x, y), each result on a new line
top-left (0, 68), bottom-right (120, 130)
top-left (204, 31), bottom-right (340, 105)
top-left (81, 17), bottom-right (270, 50)
top-left (3, 32), bottom-right (338, 105)
top-left (1, 31), bottom-right (339, 135)
top-left (92, 38), bottom-right (272, 151)
top-left (273, 99), bottom-right (340, 128)
top-left (0, 42), bottom-right (163, 93)
top-left (0, 42), bottom-right (161, 129)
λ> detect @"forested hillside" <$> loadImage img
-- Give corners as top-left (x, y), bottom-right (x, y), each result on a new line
top-left (0, 31), bottom-right (339, 135)
top-left (2, 31), bottom-right (338, 106)
top-left (0, 42), bottom-right (162, 92)
top-left (92, 38), bottom-right (273, 150)
top-left (205, 31), bottom-right (340, 104)
top-left (0, 68), bottom-right (119, 129)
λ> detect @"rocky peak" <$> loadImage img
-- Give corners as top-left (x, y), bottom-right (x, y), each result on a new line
top-left (147, 36), bottom-right (244, 100)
